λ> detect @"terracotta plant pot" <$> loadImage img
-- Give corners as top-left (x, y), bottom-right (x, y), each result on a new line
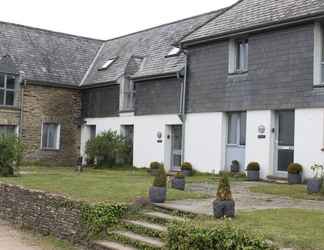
top-left (247, 170), bottom-right (259, 181)
top-left (171, 177), bottom-right (185, 191)
top-left (307, 178), bottom-right (322, 193)
top-left (288, 173), bottom-right (302, 184)
top-left (149, 186), bottom-right (166, 203)
top-left (212, 199), bottom-right (235, 219)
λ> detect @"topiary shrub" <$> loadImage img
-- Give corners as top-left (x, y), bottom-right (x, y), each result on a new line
top-left (0, 135), bottom-right (23, 177)
top-left (181, 162), bottom-right (192, 171)
top-left (167, 221), bottom-right (277, 250)
top-left (150, 161), bottom-right (160, 170)
top-left (153, 165), bottom-right (167, 187)
top-left (288, 163), bottom-right (303, 174)
top-left (247, 162), bottom-right (260, 171)
top-left (216, 174), bottom-right (232, 201)
top-left (85, 130), bottom-right (130, 168)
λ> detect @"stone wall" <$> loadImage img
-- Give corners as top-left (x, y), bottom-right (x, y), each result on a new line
top-left (0, 108), bottom-right (20, 126)
top-left (0, 183), bottom-right (86, 243)
top-left (22, 83), bottom-right (81, 166)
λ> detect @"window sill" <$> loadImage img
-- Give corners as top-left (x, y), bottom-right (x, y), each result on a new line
top-left (41, 148), bottom-right (60, 152)
top-left (228, 70), bottom-right (248, 76)
top-left (119, 109), bottom-right (135, 113)
top-left (0, 105), bottom-right (20, 110)
top-left (313, 84), bottom-right (324, 88)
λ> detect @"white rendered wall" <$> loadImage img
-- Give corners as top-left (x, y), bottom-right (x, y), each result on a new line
top-left (81, 114), bottom-right (182, 170)
top-left (184, 112), bottom-right (226, 173)
top-left (294, 108), bottom-right (324, 179)
top-left (245, 110), bottom-right (275, 179)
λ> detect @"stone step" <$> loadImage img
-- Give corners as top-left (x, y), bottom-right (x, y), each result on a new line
top-left (92, 240), bottom-right (138, 250)
top-left (143, 211), bottom-right (185, 223)
top-left (124, 220), bottom-right (167, 232)
top-left (266, 175), bottom-right (288, 184)
top-left (112, 230), bottom-right (164, 249)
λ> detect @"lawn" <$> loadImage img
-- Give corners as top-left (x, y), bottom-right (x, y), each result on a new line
top-left (0, 166), bottom-right (210, 203)
top-left (193, 208), bottom-right (324, 250)
top-left (249, 183), bottom-right (324, 201)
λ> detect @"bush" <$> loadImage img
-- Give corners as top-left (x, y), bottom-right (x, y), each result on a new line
top-left (0, 135), bottom-right (23, 177)
top-left (85, 130), bottom-right (130, 168)
top-left (181, 162), bottom-right (193, 171)
top-left (167, 221), bottom-right (277, 250)
top-left (216, 174), bottom-right (232, 201)
top-left (247, 162), bottom-right (260, 171)
top-left (150, 161), bottom-right (161, 170)
top-left (288, 163), bottom-right (303, 174)
top-left (153, 165), bottom-right (167, 187)
top-left (81, 203), bottom-right (127, 236)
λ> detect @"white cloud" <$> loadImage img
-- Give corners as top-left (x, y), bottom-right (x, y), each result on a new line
top-left (0, 0), bottom-right (237, 40)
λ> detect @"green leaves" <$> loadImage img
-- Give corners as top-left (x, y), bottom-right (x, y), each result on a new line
top-left (81, 203), bottom-right (128, 236)
top-left (153, 164), bottom-right (167, 187)
top-left (0, 135), bottom-right (23, 177)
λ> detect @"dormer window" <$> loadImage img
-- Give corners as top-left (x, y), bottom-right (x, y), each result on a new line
top-left (98, 57), bottom-right (117, 71)
top-left (166, 47), bottom-right (181, 57)
top-left (0, 74), bottom-right (16, 106)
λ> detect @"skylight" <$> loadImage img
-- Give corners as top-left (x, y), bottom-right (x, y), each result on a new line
top-left (98, 58), bottom-right (116, 71)
top-left (166, 47), bottom-right (181, 57)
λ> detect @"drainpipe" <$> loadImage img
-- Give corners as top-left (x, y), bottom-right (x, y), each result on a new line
top-left (19, 73), bottom-right (26, 138)
top-left (179, 50), bottom-right (189, 164)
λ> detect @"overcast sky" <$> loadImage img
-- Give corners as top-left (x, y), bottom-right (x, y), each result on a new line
top-left (0, 0), bottom-right (237, 40)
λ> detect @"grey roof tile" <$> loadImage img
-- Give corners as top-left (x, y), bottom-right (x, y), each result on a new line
top-left (182, 0), bottom-right (324, 43)
top-left (0, 21), bottom-right (103, 86)
top-left (83, 9), bottom-right (224, 86)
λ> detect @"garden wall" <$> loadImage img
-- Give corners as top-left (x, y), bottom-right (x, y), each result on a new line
top-left (0, 183), bottom-right (86, 244)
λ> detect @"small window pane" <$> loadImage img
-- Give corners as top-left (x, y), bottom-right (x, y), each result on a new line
top-left (228, 113), bottom-right (239, 144)
top-left (0, 125), bottom-right (16, 136)
top-left (240, 112), bottom-right (247, 145)
top-left (5, 91), bottom-right (14, 106)
top-left (0, 75), bottom-right (4, 88)
top-left (0, 90), bottom-right (4, 105)
top-left (7, 76), bottom-right (15, 89)
top-left (236, 40), bottom-right (248, 71)
top-left (42, 123), bottom-right (59, 149)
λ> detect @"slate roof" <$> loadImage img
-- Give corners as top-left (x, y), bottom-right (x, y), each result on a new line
top-left (0, 21), bottom-right (103, 87)
top-left (82, 9), bottom-right (225, 86)
top-left (181, 0), bottom-right (324, 44)
top-left (0, 55), bottom-right (19, 75)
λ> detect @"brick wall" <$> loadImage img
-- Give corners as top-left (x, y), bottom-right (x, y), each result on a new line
top-left (0, 183), bottom-right (86, 243)
top-left (22, 83), bottom-right (81, 166)
top-left (186, 23), bottom-right (324, 113)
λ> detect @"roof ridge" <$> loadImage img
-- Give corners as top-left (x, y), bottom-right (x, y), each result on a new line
top-left (0, 20), bottom-right (104, 42)
top-left (103, 8), bottom-right (228, 43)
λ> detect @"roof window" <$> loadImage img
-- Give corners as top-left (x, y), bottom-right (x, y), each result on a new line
top-left (98, 58), bottom-right (117, 71)
top-left (166, 47), bottom-right (181, 57)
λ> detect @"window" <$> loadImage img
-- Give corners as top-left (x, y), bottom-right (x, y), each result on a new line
top-left (314, 22), bottom-right (324, 85)
top-left (0, 74), bottom-right (16, 106)
top-left (0, 125), bottom-right (16, 136)
top-left (98, 58), bottom-right (117, 71)
top-left (166, 47), bottom-right (181, 57)
top-left (41, 123), bottom-right (60, 150)
top-left (229, 39), bottom-right (248, 73)
top-left (227, 112), bottom-right (246, 146)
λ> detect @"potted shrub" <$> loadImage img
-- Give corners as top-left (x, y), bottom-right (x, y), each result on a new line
top-left (149, 161), bottom-right (161, 176)
top-left (230, 160), bottom-right (240, 173)
top-left (181, 162), bottom-right (193, 176)
top-left (213, 174), bottom-right (235, 218)
top-left (288, 163), bottom-right (303, 185)
top-left (307, 164), bottom-right (323, 193)
top-left (171, 172), bottom-right (185, 191)
top-left (246, 162), bottom-right (260, 181)
top-left (149, 165), bottom-right (167, 203)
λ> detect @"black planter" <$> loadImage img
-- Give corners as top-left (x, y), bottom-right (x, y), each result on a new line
top-left (247, 170), bottom-right (259, 181)
top-left (182, 169), bottom-right (192, 177)
top-left (231, 162), bottom-right (240, 173)
top-left (149, 186), bottom-right (166, 203)
top-left (213, 199), bottom-right (235, 219)
top-left (288, 173), bottom-right (302, 184)
top-left (171, 177), bottom-right (185, 191)
top-left (307, 178), bottom-right (322, 193)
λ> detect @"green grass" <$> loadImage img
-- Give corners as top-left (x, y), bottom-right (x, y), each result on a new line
top-left (193, 209), bottom-right (324, 250)
top-left (0, 166), bottom-right (209, 203)
top-left (249, 183), bottom-right (324, 201)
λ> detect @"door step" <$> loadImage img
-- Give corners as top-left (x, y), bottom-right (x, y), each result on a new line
top-left (266, 175), bottom-right (288, 184)
top-left (92, 240), bottom-right (137, 250)
top-left (111, 230), bottom-right (164, 249)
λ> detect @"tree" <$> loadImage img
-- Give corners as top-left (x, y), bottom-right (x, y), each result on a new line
top-left (0, 135), bottom-right (23, 177)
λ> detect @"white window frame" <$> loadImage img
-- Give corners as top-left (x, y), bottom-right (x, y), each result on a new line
top-left (0, 74), bottom-right (16, 106)
top-left (314, 22), bottom-right (324, 86)
top-left (41, 122), bottom-right (61, 150)
top-left (228, 38), bottom-right (248, 74)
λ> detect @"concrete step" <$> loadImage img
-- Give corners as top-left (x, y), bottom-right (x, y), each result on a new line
top-left (143, 211), bottom-right (185, 223)
top-left (266, 175), bottom-right (288, 184)
top-left (92, 240), bottom-right (138, 250)
top-left (123, 219), bottom-right (167, 232)
top-left (112, 230), bottom-right (164, 249)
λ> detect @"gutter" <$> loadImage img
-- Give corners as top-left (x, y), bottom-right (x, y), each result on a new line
top-left (181, 12), bottom-right (324, 48)
top-left (131, 71), bottom-right (179, 82)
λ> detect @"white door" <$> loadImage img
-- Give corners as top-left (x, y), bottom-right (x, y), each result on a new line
top-left (225, 112), bottom-right (246, 171)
